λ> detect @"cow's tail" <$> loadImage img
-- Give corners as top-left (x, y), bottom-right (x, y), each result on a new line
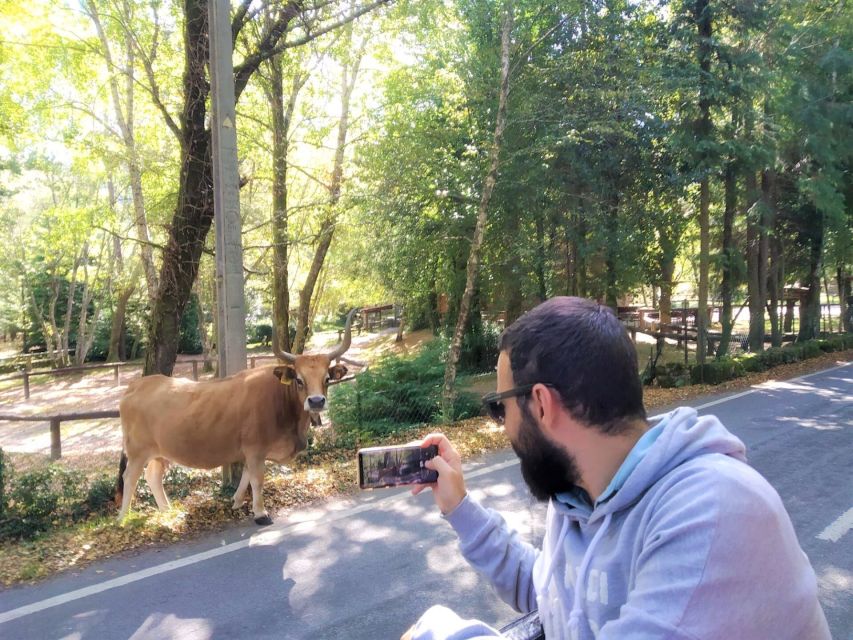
top-left (115, 451), bottom-right (127, 506)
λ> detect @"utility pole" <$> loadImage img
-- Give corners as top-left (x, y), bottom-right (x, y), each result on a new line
top-left (209, 0), bottom-right (246, 488)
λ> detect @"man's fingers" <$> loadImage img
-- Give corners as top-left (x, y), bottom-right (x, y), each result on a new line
top-left (426, 455), bottom-right (454, 475)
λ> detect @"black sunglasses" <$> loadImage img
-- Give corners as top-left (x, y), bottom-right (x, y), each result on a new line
top-left (482, 384), bottom-right (552, 424)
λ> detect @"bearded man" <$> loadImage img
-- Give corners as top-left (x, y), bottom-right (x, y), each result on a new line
top-left (403, 296), bottom-right (829, 640)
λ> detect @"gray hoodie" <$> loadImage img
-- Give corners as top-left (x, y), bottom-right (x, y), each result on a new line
top-left (411, 407), bottom-right (831, 640)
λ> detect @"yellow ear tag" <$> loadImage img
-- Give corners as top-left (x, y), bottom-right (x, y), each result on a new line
top-left (280, 377), bottom-right (292, 385)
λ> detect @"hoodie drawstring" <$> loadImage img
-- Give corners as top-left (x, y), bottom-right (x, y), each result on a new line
top-left (568, 512), bottom-right (613, 637)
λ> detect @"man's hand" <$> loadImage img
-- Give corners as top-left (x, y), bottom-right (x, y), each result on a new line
top-left (412, 433), bottom-right (466, 515)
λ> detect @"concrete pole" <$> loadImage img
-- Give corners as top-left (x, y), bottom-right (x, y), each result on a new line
top-left (209, 0), bottom-right (247, 490)
top-left (209, 0), bottom-right (247, 380)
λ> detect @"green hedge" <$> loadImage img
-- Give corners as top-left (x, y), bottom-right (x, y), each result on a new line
top-left (328, 339), bottom-right (481, 443)
top-left (691, 358), bottom-right (745, 385)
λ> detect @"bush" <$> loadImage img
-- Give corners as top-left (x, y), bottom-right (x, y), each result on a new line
top-left (690, 358), bottom-right (745, 385)
top-left (83, 474), bottom-right (116, 514)
top-left (457, 325), bottom-right (500, 375)
top-left (799, 340), bottom-right (823, 359)
top-left (0, 465), bottom-right (84, 540)
top-left (737, 353), bottom-right (768, 373)
top-left (0, 465), bottom-right (118, 541)
top-left (654, 362), bottom-right (691, 388)
top-left (328, 340), bottom-right (481, 441)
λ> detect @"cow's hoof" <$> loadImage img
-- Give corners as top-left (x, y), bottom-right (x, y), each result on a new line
top-left (254, 514), bottom-right (273, 526)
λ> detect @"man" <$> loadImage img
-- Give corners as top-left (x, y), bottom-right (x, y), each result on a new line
top-left (405, 297), bottom-right (830, 640)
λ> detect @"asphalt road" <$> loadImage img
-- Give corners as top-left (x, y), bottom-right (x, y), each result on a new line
top-left (0, 362), bottom-right (851, 639)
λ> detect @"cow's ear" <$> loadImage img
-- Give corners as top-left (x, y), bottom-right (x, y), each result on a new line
top-left (329, 364), bottom-right (348, 381)
top-left (273, 365), bottom-right (297, 382)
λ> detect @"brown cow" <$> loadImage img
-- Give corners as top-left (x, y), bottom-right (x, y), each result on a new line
top-left (116, 308), bottom-right (359, 524)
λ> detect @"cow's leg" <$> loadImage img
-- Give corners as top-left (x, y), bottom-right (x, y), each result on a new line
top-left (231, 466), bottom-right (251, 510)
top-left (144, 457), bottom-right (171, 512)
top-left (246, 458), bottom-right (272, 525)
top-left (117, 456), bottom-right (145, 521)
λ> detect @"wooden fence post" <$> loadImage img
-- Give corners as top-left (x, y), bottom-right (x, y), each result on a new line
top-left (192, 360), bottom-right (199, 381)
top-left (22, 371), bottom-right (30, 400)
top-left (113, 364), bottom-right (120, 386)
top-left (50, 417), bottom-right (61, 460)
top-left (250, 357), bottom-right (256, 369)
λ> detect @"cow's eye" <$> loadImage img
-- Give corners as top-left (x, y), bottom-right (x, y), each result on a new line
top-left (295, 378), bottom-right (305, 388)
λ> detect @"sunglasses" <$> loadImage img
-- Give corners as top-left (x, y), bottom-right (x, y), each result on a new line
top-left (482, 384), bottom-right (552, 424)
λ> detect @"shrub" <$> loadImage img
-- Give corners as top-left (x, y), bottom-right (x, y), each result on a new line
top-left (83, 474), bottom-right (116, 515)
top-left (691, 358), bottom-right (745, 385)
top-left (800, 340), bottom-right (823, 359)
top-left (328, 340), bottom-right (481, 441)
top-left (0, 465), bottom-right (84, 540)
top-left (737, 353), bottom-right (768, 373)
top-left (457, 325), bottom-right (500, 375)
top-left (763, 347), bottom-right (787, 367)
top-left (654, 362), bottom-right (691, 388)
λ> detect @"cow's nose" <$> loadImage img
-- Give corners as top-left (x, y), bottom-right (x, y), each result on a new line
top-left (308, 395), bottom-right (326, 410)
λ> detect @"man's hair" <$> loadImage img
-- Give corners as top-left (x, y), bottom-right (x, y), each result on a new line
top-left (500, 296), bottom-right (646, 434)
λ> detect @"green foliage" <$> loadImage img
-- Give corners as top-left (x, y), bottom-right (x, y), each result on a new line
top-left (0, 465), bottom-right (84, 540)
top-left (328, 340), bottom-right (480, 442)
top-left (690, 359), bottom-right (746, 386)
top-left (178, 294), bottom-right (203, 355)
top-left (654, 362), bottom-right (691, 388)
top-left (737, 353), bottom-right (768, 373)
top-left (83, 474), bottom-right (116, 513)
top-left (0, 462), bottom-right (120, 541)
top-left (457, 324), bottom-right (500, 375)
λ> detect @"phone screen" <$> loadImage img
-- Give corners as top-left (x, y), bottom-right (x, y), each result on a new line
top-left (358, 444), bottom-right (439, 489)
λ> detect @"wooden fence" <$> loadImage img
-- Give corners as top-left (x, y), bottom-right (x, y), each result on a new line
top-left (0, 409), bottom-right (120, 460)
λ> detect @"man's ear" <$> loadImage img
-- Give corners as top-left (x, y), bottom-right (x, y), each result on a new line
top-left (273, 365), bottom-right (297, 382)
top-left (531, 384), bottom-right (561, 434)
top-left (329, 364), bottom-right (348, 381)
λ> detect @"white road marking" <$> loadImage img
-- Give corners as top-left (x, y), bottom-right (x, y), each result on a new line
top-left (817, 508), bottom-right (853, 543)
top-left (1, 360), bottom-right (849, 624)
top-left (694, 361), bottom-right (851, 411)
top-left (0, 458), bottom-right (519, 625)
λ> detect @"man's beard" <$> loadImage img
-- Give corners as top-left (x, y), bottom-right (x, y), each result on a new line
top-left (511, 402), bottom-right (580, 502)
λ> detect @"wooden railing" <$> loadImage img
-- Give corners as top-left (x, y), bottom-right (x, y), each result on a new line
top-left (0, 409), bottom-right (120, 460)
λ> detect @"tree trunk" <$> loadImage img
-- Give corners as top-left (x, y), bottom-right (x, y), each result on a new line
top-left (694, 0), bottom-right (713, 364)
top-left (838, 266), bottom-right (851, 333)
top-left (746, 168), bottom-right (765, 351)
top-left (442, 2), bottom-right (512, 418)
top-left (144, 0), bottom-right (212, 376)
top-left (535, 211), bottom-right (548, 302)
top-left (294, 36), bottom-right (363, 353)
top-left (716, 114), bottom-right (737, 358)
top-left (798, 208), bottom-right (824, 341)
top-left (268, 51), bottom-right (305, 353)
top-left (763, 167), bottom-right (782, 346)
top-left (107, 285), bottom-right (134, 363)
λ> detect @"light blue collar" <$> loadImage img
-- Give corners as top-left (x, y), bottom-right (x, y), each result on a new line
top-left (556, 419), bottom-right (665, 509)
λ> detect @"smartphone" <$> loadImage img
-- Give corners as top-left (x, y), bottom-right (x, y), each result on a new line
top-left (357, 443), bottom-right (439, 490)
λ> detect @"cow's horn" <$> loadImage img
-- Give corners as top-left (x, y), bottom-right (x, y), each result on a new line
top-left (327, 308), bottom-right (359, 360)
top-left (271, 319), bottom-right (297, 363)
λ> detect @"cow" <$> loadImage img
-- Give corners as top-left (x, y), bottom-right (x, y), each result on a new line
top-left (115, 308), bottom-right (359, 525)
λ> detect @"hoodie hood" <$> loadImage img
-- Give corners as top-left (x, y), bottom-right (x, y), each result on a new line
top-left (555, 406), bottom-right (747, 524)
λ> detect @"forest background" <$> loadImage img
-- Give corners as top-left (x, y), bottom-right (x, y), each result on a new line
top-left (0, 0), bottom-right (850, 395)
